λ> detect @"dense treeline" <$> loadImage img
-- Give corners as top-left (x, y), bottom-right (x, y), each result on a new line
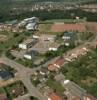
top-left (0, 9), bottom-right (97, 22)
top-left (0, 0), bottom-right (96, 2)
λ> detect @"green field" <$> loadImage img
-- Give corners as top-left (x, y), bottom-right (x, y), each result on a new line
top-left (44, 19), bottom-right (86, 23)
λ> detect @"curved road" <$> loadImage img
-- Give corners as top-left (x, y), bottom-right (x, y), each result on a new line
top-left (0, 57), bottom-right (47, 100)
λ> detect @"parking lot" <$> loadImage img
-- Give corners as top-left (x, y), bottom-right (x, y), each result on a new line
top-left (30, 34), bottom-right (59, 54)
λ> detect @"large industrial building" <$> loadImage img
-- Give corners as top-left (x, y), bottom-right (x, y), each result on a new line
top-left (18, 17), bottom-right (39, 30)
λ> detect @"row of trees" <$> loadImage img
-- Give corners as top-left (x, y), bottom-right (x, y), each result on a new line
top-left (0, 9), bottom-right (97, 22)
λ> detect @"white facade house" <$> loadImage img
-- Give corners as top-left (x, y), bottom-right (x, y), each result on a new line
top-left (62, 32), bottom-right (75, 40)
top-left (24, 50), bottom-right (39, 60)
top-left (49, 47), bottom-right (58, 51)
top-left (33, 35), bottom-right (39, 39)
top-left (19, 38), bottom-right (38, 50)
top-left (48, 98), bottom-right (51, 100)
top-left (19, 44), bottom-right (27, 49)
top-left (65, 43), bottom-right (70, 46)
top-left (24, 54), bottom-right (32, 60)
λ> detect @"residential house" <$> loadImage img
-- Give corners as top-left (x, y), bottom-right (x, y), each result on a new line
top-left (24, 50), bottom-right (39, 60)
top-left (63, 80), bottom-right (88, 100)
top-left (0, 71), bottom-right (14, 81)
top-left (62, 32), bottom-right (73, 40)
top-left (39, 68), bottom-right (49, 76)
top-left (49, 48), bottom-right (58, 51)
top-left (48, 58), bottom-right (65, 71)
top-left (48, 64), bottom-right (58, 72)
top-left (62, 32), bottom-right (76, 46)
top-left (48, 92), bottom-right (62, 100)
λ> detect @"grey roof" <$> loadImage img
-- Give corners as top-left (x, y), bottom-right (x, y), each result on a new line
top-left (64, 32), bottom-right (75, 37)
top-left (0, 71), bottom-right (13, 80)
top-left (26, 50), bottom-right (39, 55)
top-left (64, 81), bottom-right (87, 98)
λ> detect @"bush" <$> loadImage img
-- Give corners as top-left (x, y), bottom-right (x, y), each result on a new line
top-left (5, 50), bottom-right (16, 60)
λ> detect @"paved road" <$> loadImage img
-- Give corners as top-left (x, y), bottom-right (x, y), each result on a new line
top-left (0, 34), bottom-right (97, 100)
top-left (0, 57), bottom-right (47, 100)
top-left (40, 34), bottom-right (97, 68)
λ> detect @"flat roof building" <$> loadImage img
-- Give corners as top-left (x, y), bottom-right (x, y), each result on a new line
top-left (63, 80), bottom-right (87, 99)
top-left (19, 38), bottom-right (38, 50)
top-left (24, 50), bottom-right (39, 60)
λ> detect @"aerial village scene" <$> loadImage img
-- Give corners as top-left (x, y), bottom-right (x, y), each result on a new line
top-left (0, 0), bottom-right (97, 100)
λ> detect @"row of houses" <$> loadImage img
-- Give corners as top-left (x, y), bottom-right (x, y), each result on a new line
top-left (47, 46), bottom-right (89, 72)
top-left (63, 80), bottom-right (95, 100)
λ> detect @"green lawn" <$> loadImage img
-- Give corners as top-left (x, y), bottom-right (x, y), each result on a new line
top-left (39, 24), bottom-right (52, 32)
top-left (16, 58), bottom-right (35, 68)
top-left (0, 87), bottom-right (6, 94)
top-left (44, 19), bottom-right (86, 23)
top-left (46, 78), bottom-right (65, 94)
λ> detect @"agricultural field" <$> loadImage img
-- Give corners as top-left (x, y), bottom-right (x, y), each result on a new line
top-left (44, 19), bottom-right (86, 23)
top-left (85, 22), bottom-right (97, 32)
top-left (39, 19), bottom-right (97, 33)
top-left (61, 49), bottom-right (97, 97)
top-left (51, 23), bottom-right (86, 32)
top-left (39, 24), bottom-right (52, 33)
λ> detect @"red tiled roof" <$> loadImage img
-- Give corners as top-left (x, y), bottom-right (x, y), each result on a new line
top-left (0, 93), bottom-right (7, 100)
top-left (54, 58), bottom-right (65, 67)
top-left (48, 93), bottom-right (62, 100)
top-left (48, 58), bottom-right (64, 71)
top-left (48, 64), bottom-right (58, 71)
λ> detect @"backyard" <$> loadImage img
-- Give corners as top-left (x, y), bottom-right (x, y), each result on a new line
top-left (4, 81), bottom-right (28, 100)
top-left (61, 49), bottom-right (97, 97)
top-left (0, 31), bottom-right (33, 56)
top-left (46, 78), bottom-right (65, 94)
